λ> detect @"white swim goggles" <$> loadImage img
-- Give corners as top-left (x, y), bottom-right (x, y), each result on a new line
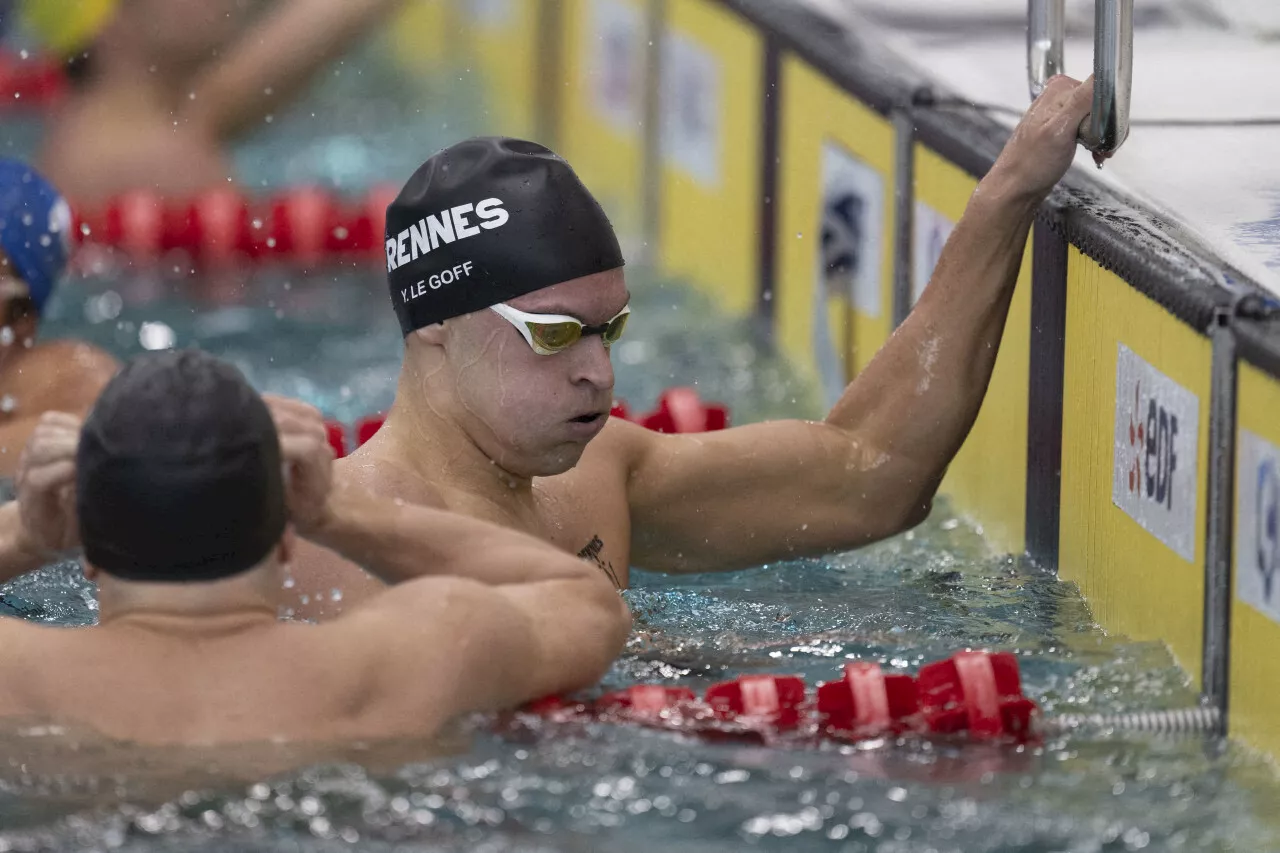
top-left (490, 302), bottom-right (631, 356)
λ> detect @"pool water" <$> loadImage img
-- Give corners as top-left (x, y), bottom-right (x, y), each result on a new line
top-left (2, 21), bottom-right (1280, 853)
top-left (4, 262), bottom-right (1280, 852)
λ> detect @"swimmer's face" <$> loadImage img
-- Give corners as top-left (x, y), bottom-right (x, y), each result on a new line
top-left (0, 250), bottom-right (35, 335)
top-left (124, 0), bottom-right (255, 67)
top-left (437, 269), bottom-right (626, 478)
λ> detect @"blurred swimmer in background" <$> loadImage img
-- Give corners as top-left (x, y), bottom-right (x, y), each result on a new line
top-left (20, 0), bottom-right (408, 202)
top-left (0, 158), bottom-right (117, 478)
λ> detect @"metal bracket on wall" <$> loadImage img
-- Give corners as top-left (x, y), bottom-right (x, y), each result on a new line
top-left (639, 0), bottom-right (668, 270)
top-left (1202, 301), bottom-right (1242, 736)
top-left (891, 108), bottom-right (915, 329)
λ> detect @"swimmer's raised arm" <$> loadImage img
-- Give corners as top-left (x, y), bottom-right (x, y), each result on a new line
top-left (624, 76), bottom-right (1096, 575)
top-left (189, 0), bottom-right (407, 141)
top-left (0, 344), bottom-right (118, 479)
top-left (0, 412), bottom-right (83, 583)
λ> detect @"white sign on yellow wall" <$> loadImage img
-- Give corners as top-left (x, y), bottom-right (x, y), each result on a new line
top-left (660, 30), bottom-right (722, 189)
top-left (463, 0), bottom-right (515, 25)
top-left (911, 200), bottom-right (954, 305)
top-left (589, 0), bottom-right (646, 135)
top-left (815, 141), bottom-right (885, 407)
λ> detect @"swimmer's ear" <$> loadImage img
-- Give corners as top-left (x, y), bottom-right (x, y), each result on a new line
top-left (411, 322), bottom-right (448, 349)
top-left (277, 525), bottom-right (296, 567)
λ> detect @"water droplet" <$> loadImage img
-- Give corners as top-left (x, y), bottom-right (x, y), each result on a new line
top-left (0, 327), bottom-right (13, 346)
top-left (330, 588), bottom-right (343, 602)
top-left (283, 576), bottom-right (296, 589)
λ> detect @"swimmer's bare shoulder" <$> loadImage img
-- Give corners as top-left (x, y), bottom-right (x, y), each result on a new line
top-left (0, 617), bottom-right (46, 718)
top-left (13, 341), bottom-right (119, 411)
top-left (583, 414), bottom-right (661, 480)
top-left (335, 447), bottom-right (446, 508)
top-left (323, 577), bottom-right (509, 729)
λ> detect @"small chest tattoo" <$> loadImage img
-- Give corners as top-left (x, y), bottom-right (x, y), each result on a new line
top-left (577, 534), bottom-right (622, 589)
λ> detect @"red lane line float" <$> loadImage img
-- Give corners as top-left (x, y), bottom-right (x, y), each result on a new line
top-left (325, 390), bottom-right (729, 460)
top-left (0, 51), bottom-right (66, 110)
top-left (917, 650), bottom-right (1038, 740)
top-left (513, 651), bottom-right (1043, 749)
top-left (71, 185), bottom-right (401, 269)
top-left (817, 661), bottom-right (920, 739)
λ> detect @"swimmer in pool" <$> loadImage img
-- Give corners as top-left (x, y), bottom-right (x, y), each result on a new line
top-left (0, 350), bottom-right (629, 745)
top-left (0, 159), bottom-right (118, 478)
top-left (22, 0), bottom-right (408, 203)
top-left (286, 75), bottom-right (1099, 619)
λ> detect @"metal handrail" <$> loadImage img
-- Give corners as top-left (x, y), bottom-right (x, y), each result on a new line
top-left (1027, 0), bottom-right (1065, 100)
top-left (1026, 0), bottom-right (1133, 155)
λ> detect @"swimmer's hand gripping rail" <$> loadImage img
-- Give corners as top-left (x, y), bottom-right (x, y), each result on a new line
top-left (1027, 0), bottom-right (1133, 155)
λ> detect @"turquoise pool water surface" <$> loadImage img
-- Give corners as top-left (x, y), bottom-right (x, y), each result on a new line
top-left (1, 23), bottom-right (1279, 853)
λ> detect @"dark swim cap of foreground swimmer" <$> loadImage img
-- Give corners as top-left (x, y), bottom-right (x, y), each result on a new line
top-left (386, 137), bottom-right (630, 351)
top-left (77, 349), bottom-right (286, 581)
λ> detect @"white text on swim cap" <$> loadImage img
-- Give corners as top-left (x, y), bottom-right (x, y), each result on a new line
top-left (386, 198), bottom-right (509, 273)
top-left (402, 262), bottom-right (474, 303)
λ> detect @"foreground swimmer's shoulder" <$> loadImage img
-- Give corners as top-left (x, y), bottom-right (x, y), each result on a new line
top-left (333, 450), bottom-right (446, 509)
top-left (25, 340), bottom-right (119, 381)
top-left (19, 341), bottom-right (119, 412)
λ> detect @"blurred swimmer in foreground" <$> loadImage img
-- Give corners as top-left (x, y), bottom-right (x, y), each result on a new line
top-left (22, 0), bottom-right (408, 202)
top-left (0, 159), bottom-right (117, 478)
top-left (0, 350), bottom-right (628, 745)
top-left (283, 76), bottom-right (1100, 618)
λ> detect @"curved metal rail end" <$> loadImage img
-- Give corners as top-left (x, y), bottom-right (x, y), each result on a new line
top-left (1027, 0), bottom-right (1133, 156)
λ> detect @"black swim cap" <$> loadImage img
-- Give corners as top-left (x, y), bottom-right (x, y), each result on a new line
top-left (77, 350), bottom-right (286, 583)
top-left (386, 137), bottom-right (626, 336)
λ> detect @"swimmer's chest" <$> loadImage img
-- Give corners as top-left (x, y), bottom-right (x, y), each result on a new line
top-left (447, 473), bottom-right (632, 589)
top-left (537, 478), bottom-right (632, 589)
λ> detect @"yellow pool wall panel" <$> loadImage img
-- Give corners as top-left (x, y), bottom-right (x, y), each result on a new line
top-left (656, 0), bottom-right (763, 316)
top-left (450, 0), bottom-right (541, 140)
top-left (555, 0), bottom-right (652, 241)
top-left (913, 144), bottom-right (1030, 557)
top-left (774, 55), bottom-right (896, 398)
top-left (1229, 362), bottom-right (1280, 759)
top-left (387, 0), bottom-right (460, 77)
top-left (1059, 248), bottom-right (1210, 682)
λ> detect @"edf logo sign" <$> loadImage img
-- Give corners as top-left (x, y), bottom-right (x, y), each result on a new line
top-left (1123, 381), bottom-right (1180, 510)
top-left (1238, 430), bottom-right (1280, 623)
top-left (1112, 344), bottom-right (1200, 562)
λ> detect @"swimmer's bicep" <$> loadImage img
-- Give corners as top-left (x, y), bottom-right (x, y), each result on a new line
top-left (626, 419), bottom-right (900, 572)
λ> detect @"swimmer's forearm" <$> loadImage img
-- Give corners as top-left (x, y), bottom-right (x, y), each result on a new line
top-left (827, 169), bottom-right (1040, 511)
top-left (0, 502), bottom-right (54, 584)
top-left (192, 0), bottom-right (405, 139)
top-left (305, 490), bottom-right (598, 587)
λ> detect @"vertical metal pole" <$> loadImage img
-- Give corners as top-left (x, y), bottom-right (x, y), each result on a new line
top-left (1202, 305), bottom-right (1238, 735)
top-left (891, 109), bottom-right (915, 329)
top-left (755, 35), bottom-right (782, 335)
top-left (1025, 217), bottom-right (1068, 569)
top-left (639, 0), bottom-right (667, 269)
top-left (534, 0), bottom-right (566, 149)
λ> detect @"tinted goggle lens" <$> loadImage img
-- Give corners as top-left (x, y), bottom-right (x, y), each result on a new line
top-left (602, 311), bottom-right (629, 346)
top-left (529, 321), bottom-right (582, 352)
top-left (524, 309), bottom-right (630, 354)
